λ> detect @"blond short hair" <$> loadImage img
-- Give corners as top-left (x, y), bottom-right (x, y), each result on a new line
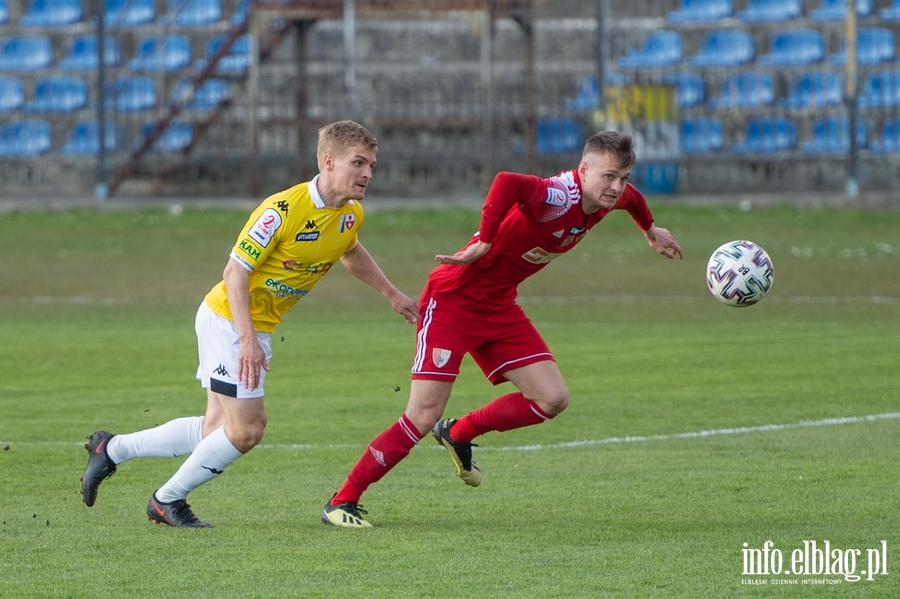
top-left (316, 120), bottom-right (378, 169)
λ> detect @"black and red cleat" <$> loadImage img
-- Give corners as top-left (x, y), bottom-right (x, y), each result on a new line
top-left (147, 492), bottom-right (212, 528)
top-left (80, 430), bottom-right (117, 507)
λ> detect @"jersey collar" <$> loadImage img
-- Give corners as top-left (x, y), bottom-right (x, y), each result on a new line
top-left (309, 175), bottom-right (326, 209)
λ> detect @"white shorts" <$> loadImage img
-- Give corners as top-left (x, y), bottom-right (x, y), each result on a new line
top-left (195, 301), bottom-right (273, 399)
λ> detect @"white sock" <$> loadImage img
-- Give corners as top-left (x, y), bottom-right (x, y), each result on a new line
top-left (106, 416), bottom-right (204, 465)
top-left (154, 426), bottom-right (242, 503)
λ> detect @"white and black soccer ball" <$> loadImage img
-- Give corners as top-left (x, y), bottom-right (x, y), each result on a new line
top-left (706, 240), bottom-right (774, 307)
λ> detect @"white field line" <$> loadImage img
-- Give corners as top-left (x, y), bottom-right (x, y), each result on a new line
top-left (9, 412), bottom-right (898, 451)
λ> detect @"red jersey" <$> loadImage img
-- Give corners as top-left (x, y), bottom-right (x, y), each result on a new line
top-left (425, 170), bottom-right (655, 311)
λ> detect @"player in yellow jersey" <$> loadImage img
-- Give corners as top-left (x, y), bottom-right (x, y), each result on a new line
top-left (80, 121), bottom-right (419, 527)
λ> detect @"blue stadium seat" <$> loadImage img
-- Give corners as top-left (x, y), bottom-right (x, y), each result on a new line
top-left (780, 71), bottom-right (843, 109)
top-left (810, 0), bottom-right (872, 20)
top-left (0, 0), bottom-right (8, 24)
top-left (128, 35), bottom-right (192, 72)
top-left (139, 120), bottom-right (194, 153)
top-left (20, 0), bottom-right (82, 27)
top-left (800, 118), bottom-right (866, 153)
top-left (881, 0), bottom-right (900, 19)
top-left (59, 36), bottom-right (121, 71)
top-left (230, 0), bottom-right (247, 25)
top-left (0, 119), bottom-right (51, 156)
top-left (709, 72), bottom-right (774, 109)
top-left (733, 118), bottom-right (796, 153)
top-left (668, 0), bottom-right (732, 22)
top-left (687, 30), bottom-right (754, 67)
top-left (830, 28), bottom-right (895, 66)
top-left (61, 120), bottom-right (120, 155)
top-left (536, 118), bottom-right (584, 154)
top-left (658, 73), bottom-right (704, 108)
top-left (25, 77), bottom-right (88, 112)
top-left (163, 0), bottom-right (222, 26)
top-left (170, 78), bottom-right (230, 110)
top-left (0, 77), bottom-right (24, 112)
top-left (858, 71), bottom-right (900, 109)
top-left (0, 36), bottom-right (53, 71)
top-left (616, 31), bottom-right (682, 69)
top-left (758, 29), bottom-right (823, 66)
top-left (737, 0), bottom-right (801, 21)
top-left (196, 34), bottom-right (249, 74)
top-left (631, 162), bottom-right (679, 193)
top-left (680, 118), bottom-right (723, 153)
top-left (105, 0), bottom-right (154, 27)
top-left (106, 76), bottom-right (156, 112)
top-left (869, 119), bottom-right (900, 153)
top-left (563, 74), bottom-right (630, 111)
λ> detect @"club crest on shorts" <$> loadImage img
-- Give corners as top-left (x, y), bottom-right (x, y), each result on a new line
top-left (432, 348), bottom-right (452, 368)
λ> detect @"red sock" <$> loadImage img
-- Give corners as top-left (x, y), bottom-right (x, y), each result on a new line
top-left (449, 392), bottom-right (554, 444)
top-left (332, 414), bottom-right (423, 505)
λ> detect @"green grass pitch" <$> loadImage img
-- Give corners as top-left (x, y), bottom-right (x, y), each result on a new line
top-left (1, 203), bottom-right (898, 598)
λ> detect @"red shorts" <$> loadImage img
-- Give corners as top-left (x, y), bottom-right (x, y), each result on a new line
top-left (411, 293), bottom-right (554, 385)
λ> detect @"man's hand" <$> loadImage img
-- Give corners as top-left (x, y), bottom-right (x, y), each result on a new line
top-left (388, 290), bottom-right (420, 324)
top-left (435, 240), bottom-right (492, 266)
top-left (644, 226), bottom-right (683, 260)
top-left (237, 335), bottom-right (270, 390)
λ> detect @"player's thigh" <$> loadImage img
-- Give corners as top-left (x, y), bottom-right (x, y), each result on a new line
top-left (213, 392), bottom-right (268, 452)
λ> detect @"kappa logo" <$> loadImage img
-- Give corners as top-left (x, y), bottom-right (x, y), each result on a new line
top-left (275, 200), bottom-right (289, 214)
top-left (201, 465), bottom-right (224, 475)
top-left (433, 348), bottom-right (452, 368)
top-left (213, 364), bottom-right (229, 377)
top-left (304, 219), bottom-right (316, 230)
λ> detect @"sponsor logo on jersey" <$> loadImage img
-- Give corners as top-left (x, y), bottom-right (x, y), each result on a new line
top-left (339, 213), bottom-right (356, 233)
top-left (295, 231), bottom-right (320, 241)
top-left (249, 208), bottom-right (283, 247)
top-left (265, 278), bottom-right (310, 298)
top-left (433, 348), bottom-right (452, 368)
top-left (281, 260), bottom-right (334, 275)
top-left (522, 246), bottom-right (563, 264)
top-left (239, 239), bottom-right (262, 261)
top-left (545, 187), bottom-right (567, 207)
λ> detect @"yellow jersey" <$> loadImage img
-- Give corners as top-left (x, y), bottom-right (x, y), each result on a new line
top-left (204, 176), bottom-right (364, 332)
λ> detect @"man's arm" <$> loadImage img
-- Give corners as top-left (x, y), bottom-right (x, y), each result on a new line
top-left (642, 225), bottom-right (683, 260)
top-left (340, 242), bottom-right (419, 324)
top-left (222, 258), bottom-right (269, 390)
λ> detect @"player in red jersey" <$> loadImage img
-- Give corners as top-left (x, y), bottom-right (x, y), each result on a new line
top-left (322, 130), bottom-right (683, 527)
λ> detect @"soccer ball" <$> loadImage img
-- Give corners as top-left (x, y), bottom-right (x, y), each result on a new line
top-left (706, 240), bottom-right (774, 307)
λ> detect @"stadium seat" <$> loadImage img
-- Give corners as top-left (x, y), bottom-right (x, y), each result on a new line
top-left (106, 76), bottom-right (156, 112)
top-left (880, 0), bottom-right (900, 19)
top-left (59, 36), bottom-right (121, 71)
top-left (563, 74), bottom-right (629, 111)
top-left (536, 118), bottom-right (584, 154)
top-left (869, 119), bottom-right (900, 152)
top-left (195, 34), bottom-right (250, 74)
top-left (800, 118), bottom-right (866, 153)
top-left (0, 77), bottom-right (24, 112)
top-left (830, 28), bottom-right (895, 66)
top-left (709, 72), bottom-right (774, 109)
top-left (733, 117), bottom-right (796, 153)
top-left (810, 0), bottom-right (872, 20)
top-left (20, 0), bottom-right (82, 27)
top-left (687, 30), bottom-right (754, 67)
top-left (170, 78), bottom-right (230, 111)
top-left (163, 0), bottom-right (222, 26)
top-left (758, 29), bottom-right (823, 66)
top-left (616, 31), bottom-right (682, 69)
top-left (25, 77), bottom-right (88, 113)
top-left (230, 0), bottom-right (247, 25)
top-left (858, 71), bottom-right (900, 109)
top-left (0, 0), bottom-right (8, 24)
top-left (631, 162), bottom-right (679, 193)
top-left (0, 119), bottom-right (51, 156)
top-left (128, 35), bottom-right (192, 72)
top-left (139, 120), bottom-right (194, 153)
top-left (780, 71), bottom-right (843, 109)
top-left (61, 120), bottom-right (120, 155)
top-left (737, 0), bottom-right (801, 21)
top-left (680, 118), bottom-right (723, 153)
top-left (667, 0), bottom-right (732, 22)
top-left (105, 0), bottom-right (154, 27)
top-left (658, 73), bottom-right (704, 108)
top-left (0, 36), bottom-right (53, 71)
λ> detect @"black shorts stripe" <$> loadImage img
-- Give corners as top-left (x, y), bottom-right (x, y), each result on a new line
top-left (210, 378), bottom-right (238, 398)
